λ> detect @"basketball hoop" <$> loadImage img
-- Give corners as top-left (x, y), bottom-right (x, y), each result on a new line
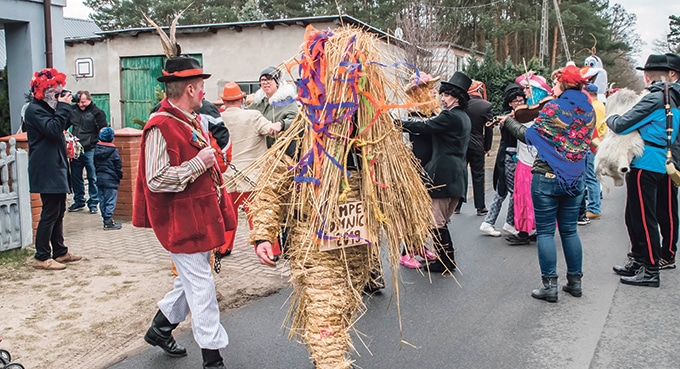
top-left (72, 73), bottom-right (86, 82)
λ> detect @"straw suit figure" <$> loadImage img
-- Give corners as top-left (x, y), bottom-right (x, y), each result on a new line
top-left (220, 82), bottom-right (281, 253)
top-left (247, 27), bottom-right (434, 369)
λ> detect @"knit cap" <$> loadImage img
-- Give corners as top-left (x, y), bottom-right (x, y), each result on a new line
top-left (99, 127), bottom-right (114, 142)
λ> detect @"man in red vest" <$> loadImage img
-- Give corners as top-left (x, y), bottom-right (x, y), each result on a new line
top-left (132, 56), bottom-right (236, 369)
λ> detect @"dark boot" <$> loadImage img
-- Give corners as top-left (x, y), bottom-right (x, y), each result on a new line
top-left (506, 232), bottom-right (531, 246)
top-left (363, 268), bottom-right (385, 294)
top-left (531, 276), bottom-right (558, 302)
top-left (562, 273), bottom-right (582, 297)
top-left (620, 265), bottom-right (660, 287)
top-left (428, 227), bottom-right (456, 273)
top-left (143, 310), bottom-right (187, 357)
top-left (202, 349), bottom-right (225, 369)
top-left (613, 258), bottom-right (643, 276)
top-left (103, 219), bottom-right (122, 230)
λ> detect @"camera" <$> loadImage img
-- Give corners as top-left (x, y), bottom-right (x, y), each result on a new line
top-left (55, 89), bottom-right (71, 99)
top-left (72, 92), bottom-right (81, 103)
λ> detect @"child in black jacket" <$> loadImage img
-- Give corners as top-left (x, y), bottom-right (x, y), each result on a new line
top-left (94, 127), bottom-right (123, 230)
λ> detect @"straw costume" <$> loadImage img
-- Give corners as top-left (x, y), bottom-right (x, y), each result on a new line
top-left (243, 26), bottom-right (435, 368)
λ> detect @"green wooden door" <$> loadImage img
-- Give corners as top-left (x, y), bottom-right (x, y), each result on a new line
top-left (121, 56), bottom-right (164, 129)
top-left (121, 55), bottom-right (203, 129)
top-left (91, 93), bottom-right (110, 123)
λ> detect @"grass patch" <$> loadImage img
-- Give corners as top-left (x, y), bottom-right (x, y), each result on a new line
top-left (0, 248), bottom-right (32, 266)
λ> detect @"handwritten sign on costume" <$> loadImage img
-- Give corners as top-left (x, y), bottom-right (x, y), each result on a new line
top-left (320, 201), bottom-right (368, 251)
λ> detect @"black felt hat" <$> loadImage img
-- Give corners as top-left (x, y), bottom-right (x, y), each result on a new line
top-left (439, 71), bottom-right (473, 100)
top-left (157, 56), bottom-right (211, 82)
top-left (636, 54), bottom-right (680, 72)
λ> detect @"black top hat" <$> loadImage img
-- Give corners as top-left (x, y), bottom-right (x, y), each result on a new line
top-left (636, 54), bottom-right (680, 72)
top-left (439, 71), bottom-right (473, 100)
top-left (157, 56), bottom-right (211, 82)
top-left (667, 53), bottom-right (680, 72)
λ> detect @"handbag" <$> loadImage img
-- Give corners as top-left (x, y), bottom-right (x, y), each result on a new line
top-left (64, 131), bottom-right (83, 160)
top-left (663, 84), bottom-right (680, 186)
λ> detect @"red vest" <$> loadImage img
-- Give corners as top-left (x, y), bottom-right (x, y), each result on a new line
top-left (132, 99), bottom-right (236, 254)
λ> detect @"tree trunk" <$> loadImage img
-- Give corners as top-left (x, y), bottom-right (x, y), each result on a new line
top-left (551, 25), bottom-right (558, 69)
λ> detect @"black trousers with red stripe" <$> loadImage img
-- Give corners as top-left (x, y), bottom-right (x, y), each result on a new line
top-left (624, 168), bottom-right (678, 267)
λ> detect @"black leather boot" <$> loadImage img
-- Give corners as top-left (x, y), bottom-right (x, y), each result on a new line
top-left (531, 276), bottom-right (558, 302)
top-left (202, 349), bottom-right (226, 369)
top-left (620, 265), bottom-right (660, 287)
top-left (613, 258), bottom-right (643, 276)
top-left (562, 273), bottom-right (582, 297)
top-left (428, 227), bottom-right (456, 273)
top-left (144, 310), bottom-right (187, 357)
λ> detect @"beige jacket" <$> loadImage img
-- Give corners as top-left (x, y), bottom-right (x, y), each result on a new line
top-left (221, 107), bottom-right (276, 192)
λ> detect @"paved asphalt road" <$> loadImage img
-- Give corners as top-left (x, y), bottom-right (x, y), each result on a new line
top-left (109, 184), bottom-right (680, 369)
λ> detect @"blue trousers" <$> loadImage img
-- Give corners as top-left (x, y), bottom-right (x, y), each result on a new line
top-left (70, 149), bottom-right (98, 209)
top-left (98, 187), bottom-right (118, 221)
top-left (531, 173), bottom-right (585, 277)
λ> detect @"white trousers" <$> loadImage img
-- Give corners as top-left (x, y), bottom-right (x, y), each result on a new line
top-left (158, 251), bottom-right (228, 349)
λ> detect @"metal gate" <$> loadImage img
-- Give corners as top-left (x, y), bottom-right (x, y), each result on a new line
top-left (0, 138), bottom-right (32, 251)
top-left (121, 55), bottom-right (203, 129)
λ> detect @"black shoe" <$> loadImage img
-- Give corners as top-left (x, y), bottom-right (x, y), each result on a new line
top-left (202, 349), bottom-right (225, 369)
top-left (68, 204), bottom-right (85, 212)
top-left (364, 271), bottom-right (385, 294)
top-left (89, 208), bottom-right (98, 214)
top-left (506, 233), bottom-right (531, 246)
top-left (562, 273), bottom-right (582, 297)
top-left (613, 258), bottom-right (643, 276)
top-left (103, 219), bottom-right (122, 230)
top-left (531, 276), bottom-right (558, 302)
top-left (620, 265), bottom-right (660, 287)
top-left (577, 216), bottom-right (590, 226)
top-left (476, 208), bottom-right (489, 216)
top-left (659, 258), bottom-right (676, 270)
top-left (144, 310), bottom-right (187, 357)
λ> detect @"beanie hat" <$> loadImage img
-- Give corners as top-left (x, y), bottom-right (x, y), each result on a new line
top-left (99, 127), bottom-right (115, 142)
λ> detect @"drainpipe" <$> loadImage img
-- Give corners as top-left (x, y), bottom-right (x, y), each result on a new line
top-left (44, 0), bottom-right (53, 67)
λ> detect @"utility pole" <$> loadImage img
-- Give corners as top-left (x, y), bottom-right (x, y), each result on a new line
top-left (539, 0), bottom-right (549, 66)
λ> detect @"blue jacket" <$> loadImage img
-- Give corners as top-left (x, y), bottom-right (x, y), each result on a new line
top-left (94, 142), bottom-right (122, 189)
top-left (607, 81), bottom-right (680, 174)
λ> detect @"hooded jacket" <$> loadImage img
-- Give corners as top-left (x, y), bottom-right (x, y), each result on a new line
top-left (68, 102), bottom-right (108, 151)
top-left (94, 142), bottom-right (123, 189)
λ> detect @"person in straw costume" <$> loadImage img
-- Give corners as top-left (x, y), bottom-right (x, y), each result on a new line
top-left (244, 26), bottom-right (435, 368)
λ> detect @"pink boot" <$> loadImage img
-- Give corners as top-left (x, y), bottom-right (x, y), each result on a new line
top-left (415, 247), bottom-right (437, 261)
top-left (400, 254), bottom-right (423, 269)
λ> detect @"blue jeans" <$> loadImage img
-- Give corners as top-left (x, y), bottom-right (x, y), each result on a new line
top-left (98, 188), bottom-right (118, 221)
top-left (531, 173), bottom-right (585, 277)
top-left (584, 151), bottom-right (601, 214)
top-left (70, 149), bottom-right (98, 209)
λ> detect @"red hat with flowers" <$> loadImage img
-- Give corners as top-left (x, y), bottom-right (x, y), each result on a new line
top-left (30, 68), bottom-right (67, 100)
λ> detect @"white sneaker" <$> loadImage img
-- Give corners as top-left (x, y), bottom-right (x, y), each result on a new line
top-left (503, 223), bottom-right (519, 236)
top-left (479, 222), bottom-right (501, 237)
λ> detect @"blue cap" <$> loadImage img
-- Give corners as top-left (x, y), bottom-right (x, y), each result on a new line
top-left (99, 127), bottom-right (115, 142)
top-left (584, 84), bottom-right (598, 93)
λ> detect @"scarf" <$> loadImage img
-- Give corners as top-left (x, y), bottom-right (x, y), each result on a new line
top-left (525, 89), bottom-right (595, 195)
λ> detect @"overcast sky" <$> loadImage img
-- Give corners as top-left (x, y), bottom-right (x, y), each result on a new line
top-left (63, 0), bottom-right (680, 65)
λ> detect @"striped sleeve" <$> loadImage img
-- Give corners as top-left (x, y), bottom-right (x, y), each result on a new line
top-left (145, 127), bottom-right (208, 193)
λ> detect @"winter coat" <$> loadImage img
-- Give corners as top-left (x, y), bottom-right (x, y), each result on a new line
top-left (247, 83), bottom-right (299, 156)
top-left (68, 102), bottom-right (108, 151)
top-left (402, 106), bottom-right (471, 198)
top-left (94, 142), bottom-right (123, 189)
top-left (465, 96), bottom-right (494, 153)
top-left (24, 99), bottom-right (72, 194)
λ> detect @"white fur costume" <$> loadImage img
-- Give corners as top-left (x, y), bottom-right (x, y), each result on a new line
top-left (594, 88), bottom-right (646, 187)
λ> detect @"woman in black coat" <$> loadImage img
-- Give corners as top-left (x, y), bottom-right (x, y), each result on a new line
top-left (23, 68), bottom-right (81, 270)
top-left (402, 71), bottom-right (473, 273)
